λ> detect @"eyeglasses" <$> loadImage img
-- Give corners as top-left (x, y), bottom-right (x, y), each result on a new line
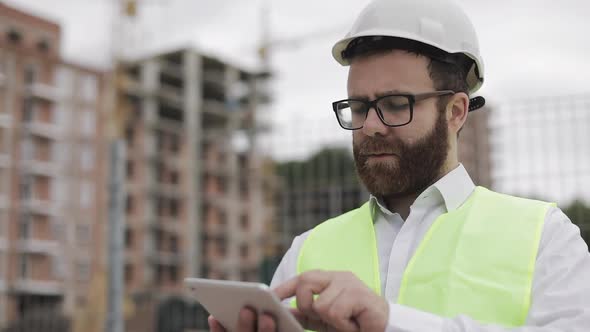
top-left (332, 90), bottom-right (455, 130)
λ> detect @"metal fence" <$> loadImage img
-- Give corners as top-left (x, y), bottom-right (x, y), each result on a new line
top-left (490, 94), bottom-right (590, 240)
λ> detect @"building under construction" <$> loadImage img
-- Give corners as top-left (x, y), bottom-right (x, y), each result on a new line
top-left (0, 3), bottom-right (106, 329)
top-left (118, 48), bottom-right (273, 330)
top-left (0, 2), bottom-right (274, 330)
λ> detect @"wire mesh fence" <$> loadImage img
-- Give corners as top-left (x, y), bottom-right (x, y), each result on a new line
top-left (490, 94), bottom-right (590, 240)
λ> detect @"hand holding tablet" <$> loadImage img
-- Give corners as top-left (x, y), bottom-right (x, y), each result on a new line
top-left (184, 278), bottom-right (304, 332)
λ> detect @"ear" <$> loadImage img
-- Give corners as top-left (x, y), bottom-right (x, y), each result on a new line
top-left (446, 92), bottom-right (469, 135)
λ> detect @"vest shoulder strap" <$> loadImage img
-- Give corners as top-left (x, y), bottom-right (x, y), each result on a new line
top-left (296, 202), bottom-right (381, 295)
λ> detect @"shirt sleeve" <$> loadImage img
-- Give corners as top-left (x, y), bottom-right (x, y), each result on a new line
top-left (270, 231), bottom-right (312, 305)
top-left (385, 207), bottom-right (590, 332)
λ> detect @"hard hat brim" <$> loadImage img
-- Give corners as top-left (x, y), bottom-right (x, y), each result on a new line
top-left (332, 32), bottom-right (484, 94)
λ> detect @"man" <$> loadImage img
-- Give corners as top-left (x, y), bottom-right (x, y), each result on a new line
top-left (209, 0), bottom-right (590, 331)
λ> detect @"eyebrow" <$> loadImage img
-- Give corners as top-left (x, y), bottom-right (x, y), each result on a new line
top-left (348, 89), bottom-right (412, 100)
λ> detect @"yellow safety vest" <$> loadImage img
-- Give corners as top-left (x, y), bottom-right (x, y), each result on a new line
top-left (296, 187), bottom-right (554, 327)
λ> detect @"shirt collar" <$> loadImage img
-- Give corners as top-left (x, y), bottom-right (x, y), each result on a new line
top-left (369, 163), bottom-right (476, 216)
top-left (431, 163), bottom-right (476, 211)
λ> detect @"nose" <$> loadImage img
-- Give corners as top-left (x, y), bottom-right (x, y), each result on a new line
top-left (361, 107), bottom-right (388, 137)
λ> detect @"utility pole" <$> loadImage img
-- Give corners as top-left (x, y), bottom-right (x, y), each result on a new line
top-left (105, 1), bottom-right (137, 332)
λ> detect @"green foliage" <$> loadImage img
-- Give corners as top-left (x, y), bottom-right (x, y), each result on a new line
top-left (276, 147), bottom-right (359, 188)
top-left (563, 200), bottom-right (590, 247)
top-left (258, 255), bottom-right (283, 285)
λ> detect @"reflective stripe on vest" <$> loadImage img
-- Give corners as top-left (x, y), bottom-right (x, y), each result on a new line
top-left (296, 186), bottom-right (554, 327)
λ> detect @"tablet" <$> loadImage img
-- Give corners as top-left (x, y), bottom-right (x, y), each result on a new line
top-left (184, 278), bottom-right (304, 332)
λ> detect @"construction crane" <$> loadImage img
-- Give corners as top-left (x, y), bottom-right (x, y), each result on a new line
top-left (256, 1), bottom-right (346, 71)
top-left (104, 1), bottom-right (137, 332)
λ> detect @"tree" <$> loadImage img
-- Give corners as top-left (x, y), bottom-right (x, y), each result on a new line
top-left (262, 147), bottom-right (365, 281)
top-left (276, 146), bottom-right (359, 188)
top-left (563, 200), bottom-right (590, 247)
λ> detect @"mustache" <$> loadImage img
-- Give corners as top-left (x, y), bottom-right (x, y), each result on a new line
top-left (355, 137), bottom-right (402, 156)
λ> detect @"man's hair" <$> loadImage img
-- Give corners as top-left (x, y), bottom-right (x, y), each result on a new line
top-left (342, 36), bottom-right (472, 112)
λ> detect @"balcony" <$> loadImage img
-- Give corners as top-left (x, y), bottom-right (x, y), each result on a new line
top-left (204, 191), bottom-right (228, 208)
top-left (150, 218), bottom-right (182, 233)
top-left (237, 231), bottom-right (264, 244)
top-left (152, 116), bottom-right (183, 133)
top-left (201, 130), bottom-right (233, 146)
top-left (23, 122), bottom-right (60, 139)
top-left (26, 83), bottom-right (61, 103)
top-left (203, 257), bottom-right (232, 270)
top-left (203, 70), bottom-right (225, 90)
top-left (203, 157), bottom-right (230, 176)
top-left (149, 251), bottom-right (183, 266)
top-left (125, 180), bottom-right (142, 194)
top-left (160, 155), bottom-right (182, 169)
top-left (159, 61), bottom-right (183, 79)
top-left (120, 75), bottom-right (145, 97)
top-left (0, 154), bottom-right (11, 168)
top-left (16, 238), bottom-right (60, 255)
top-left (22, 159), bottom-right (58, 177)
top-left (202, 100), bottom-right (229, 118)
top-left (238, 258), bottom-right (260, 270)
top-left (157, 83), bottom-right (183, 108)
top-left (0, 195), bottom-right (8, 210)
top-left (0, 113), bottom-right (12, 127)
top-left (148, 183), bottom-right (184, 200)
top-left (204, 189), bottom-right (249, 212)
top-left (12, 279), bottom-right (64, 296)
top-left (21, 198), bottom-right (58, 216)
top-left (204, 222), bottom-right (227, 237)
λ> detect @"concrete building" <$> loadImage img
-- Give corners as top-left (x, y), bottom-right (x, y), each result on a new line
top-left (118, 48), bottom-right (272, 330)
top-left (0, 2), bottom-right (105, 328)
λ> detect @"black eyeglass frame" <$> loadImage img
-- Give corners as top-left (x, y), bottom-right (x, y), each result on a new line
top-left (332, 90), bottom-right (456, 130)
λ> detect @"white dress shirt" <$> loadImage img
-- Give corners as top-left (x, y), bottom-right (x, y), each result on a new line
top-left (270, 164), bottom-right (590, 331)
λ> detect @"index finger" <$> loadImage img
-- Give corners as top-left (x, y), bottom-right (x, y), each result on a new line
top-left (272, 270), bottom-right (333, 300)
top-left (272, 276), bottom-right (298, 300)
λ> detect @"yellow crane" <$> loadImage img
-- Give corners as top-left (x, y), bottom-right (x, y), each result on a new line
top-left (73, 2), bottom-right (137, 332)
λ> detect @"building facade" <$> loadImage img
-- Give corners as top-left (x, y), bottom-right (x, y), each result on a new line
top-left (119, 49), bottom-right (272, 331)
top-left (0, 2), bottom-right (105, 328)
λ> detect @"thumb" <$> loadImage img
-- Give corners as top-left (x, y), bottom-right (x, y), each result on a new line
top-left (208, 315), bottom-right (227, 332)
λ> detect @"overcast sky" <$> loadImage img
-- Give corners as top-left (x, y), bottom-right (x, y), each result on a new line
top-left (5, 0), bottom-right (590, 163)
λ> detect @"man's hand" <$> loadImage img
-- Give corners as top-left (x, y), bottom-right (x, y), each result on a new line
top-left (208, 307), bottom-right (277, 332)
top-left (274, 270), bottom-right (389, 332)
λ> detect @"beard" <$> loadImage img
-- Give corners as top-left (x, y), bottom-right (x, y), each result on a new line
top-left (353, 111), bottom-right (449, 199)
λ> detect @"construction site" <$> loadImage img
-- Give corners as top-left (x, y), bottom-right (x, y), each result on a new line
top-left (0, 2), bottom-right (277, 331)
top-left (0, 0), bottom-right (588, 331)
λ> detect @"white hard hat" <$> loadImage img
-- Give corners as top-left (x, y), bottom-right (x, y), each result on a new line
top-left (333, 0), bottom-right (484, 94)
